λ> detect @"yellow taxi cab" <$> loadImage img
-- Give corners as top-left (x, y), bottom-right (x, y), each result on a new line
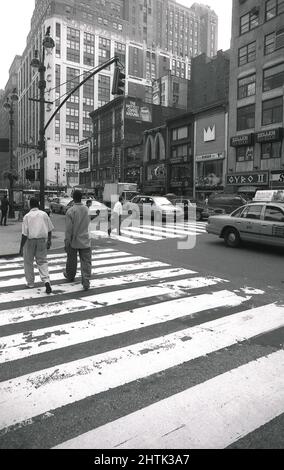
top-left (206, 190), bottom-right (284, 248)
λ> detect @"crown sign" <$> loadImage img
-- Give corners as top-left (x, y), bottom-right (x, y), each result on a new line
top-left (204, 125), bottom-right (216, 142)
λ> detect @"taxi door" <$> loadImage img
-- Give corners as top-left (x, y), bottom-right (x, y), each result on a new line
top-left (260, 205), bottom-right (284, 247)
top-left (238, 204), bottom-right (264, 242)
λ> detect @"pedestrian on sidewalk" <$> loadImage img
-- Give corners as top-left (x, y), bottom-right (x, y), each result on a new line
top-left (64, 189), bottom-right (92, 291)
top-left (0, 195), bottom-right (10, 226)
top-left (19, 197), bottom-right (54, 294)
top-left (109, 195), bottom-right (123, 236)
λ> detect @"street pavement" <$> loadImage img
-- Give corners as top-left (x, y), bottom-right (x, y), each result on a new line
top-left (0, 223), bottom-right (283, 449)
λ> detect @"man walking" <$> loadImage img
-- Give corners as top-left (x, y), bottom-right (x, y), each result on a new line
top-left (64, 190), bottom-right (92, 291)
top-left (19, 197), bottom-right (54, 293)
top-left (0, 194), bottom-right (10, 226)
top-left (110, 195), bottom-right (123, 236)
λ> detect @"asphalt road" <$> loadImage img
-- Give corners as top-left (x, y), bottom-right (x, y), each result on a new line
top-left (1, 214), bottom-right (283, 450)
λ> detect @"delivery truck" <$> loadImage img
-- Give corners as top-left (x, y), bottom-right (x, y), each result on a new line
top-left (103, 183), bottom-right (139, 207)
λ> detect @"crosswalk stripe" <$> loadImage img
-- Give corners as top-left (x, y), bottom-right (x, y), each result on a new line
top-left (55, 350), bottom-right (284, 449)
top-left (0, 276), bottom-right (226, 327)
top-left (90, 231), bottom-right (144, 244)
top-left (0, 267), bottom-right (193, 304)
top-left (0, 288), bottom-right (243, 363)
top-left (141, 224), bottom-right (202, 236)
top-left (0, 256), bottom-right (149, 289)
top-left (122, 226), bottom-right (183, 239)
top-left (0, 252), bottom-right (142, 278)
top-left (0, 302), bottom-right (283, 431)
top-left (120, 228), bottom-right (163, 241)
top-left (0, 248), bottom-right (116, 266)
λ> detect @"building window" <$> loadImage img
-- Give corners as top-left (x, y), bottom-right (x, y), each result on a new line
top-left (237, 104), bottom-right (255, 131)
top-left (236, 146), bottom-right (254, 162)
top-left (265, 0), bottom-right (284, 21)
top-left (263, 63), bottom-right (284, 91)
top-left (67, 27), bottom-right (80, 63)
top-left (262, 96), bottom-right (283, 125)
top-left (264, 28), bottom-right (284, 54)
top-left (240, 9), bottom-right (259, 35)
top-left (238, 42), bottom-right (256, 66)
top-left (261, 142), bottom-right (281, 159)
top-left (98, 75), bottom-right (110, 102)
top-left (238, 74), bottom-right (256, 99)
top-left (172, 126), bottom-right (188, 141)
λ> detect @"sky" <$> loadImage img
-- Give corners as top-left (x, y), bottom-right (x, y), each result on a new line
top-left (0, 0), bottom-right (232, 90)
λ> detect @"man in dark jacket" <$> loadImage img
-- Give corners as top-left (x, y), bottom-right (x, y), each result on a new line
top-left (64, 190), bottom-right (92, 291)
top-left (0, 195), bottom-right (10, 226)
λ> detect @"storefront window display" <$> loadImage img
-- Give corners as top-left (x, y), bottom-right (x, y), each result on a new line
top-left (195, 160), bottom-right (223, 188)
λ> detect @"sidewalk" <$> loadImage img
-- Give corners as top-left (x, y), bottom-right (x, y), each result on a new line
top-left (0, 219), bottom-right (65, 258)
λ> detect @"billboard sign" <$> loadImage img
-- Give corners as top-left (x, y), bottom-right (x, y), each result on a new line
top-left (125, 98), bottom-right (152, 122)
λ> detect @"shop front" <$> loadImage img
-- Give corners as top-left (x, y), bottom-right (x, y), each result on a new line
top-left (226, 171), bottom-right (269, 200)
top-left (169, 156), bottom-right (193, 197)
top-left (195, 153), bottom-right (225, 202)
top-left (143, 163), bottom-right (166, 195)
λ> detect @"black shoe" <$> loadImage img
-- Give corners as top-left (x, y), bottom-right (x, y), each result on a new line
top-left (63, 271), bottom-right (74, 282)
top-left (45, 282), bottom-right (52, 294)
top-left (83, 285), bottom-right (90, 291)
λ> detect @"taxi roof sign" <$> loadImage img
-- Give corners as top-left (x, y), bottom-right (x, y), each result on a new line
top-left (253, 190), bottom-right (284, 202)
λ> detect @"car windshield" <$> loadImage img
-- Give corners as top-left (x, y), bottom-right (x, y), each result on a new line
top-left (153, 197), bottom-right (173, 206)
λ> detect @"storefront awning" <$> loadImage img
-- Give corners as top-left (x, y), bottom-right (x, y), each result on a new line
top-left (237, 186), bottom-right (257, 193)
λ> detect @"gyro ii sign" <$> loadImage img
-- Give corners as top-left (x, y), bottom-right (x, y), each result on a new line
top-left (226, 171), bottom-right (269, 186)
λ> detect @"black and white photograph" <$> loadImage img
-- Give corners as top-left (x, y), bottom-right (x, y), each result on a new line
top-left (0, 0), bottom-right (284, 454)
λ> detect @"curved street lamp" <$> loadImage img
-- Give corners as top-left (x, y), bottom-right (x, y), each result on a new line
top-left (3, 88), bottom-right (19, 218)
top-left (31, 26), bottom-right (55, 210)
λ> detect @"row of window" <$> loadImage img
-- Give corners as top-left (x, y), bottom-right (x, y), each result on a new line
top-left (238, 62), bottom-right (284, 99)
top-left (238, 29), bottom-right (284, 66)
top-left (237, 96), bottom-right (283, 130)
top-left (240, 1), bottom-right (284, 36)
top-left (236, 142), bottom-right (281, 161)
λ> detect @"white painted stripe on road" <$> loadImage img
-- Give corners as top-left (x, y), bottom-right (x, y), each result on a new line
top-left (0, 302), bottom-right (283, 431)
top-left (0, 257), bottom-right (148, 289)
top-left (124, 226), bottom-right (178, 239)
top-left (140, 224), bottom-right (201, 237)
top-left (0, 248), bottom-right (116, 266)
top-left (0, 287), bottom-right (236, 363)
top-left (120, 228), bottom-right (162, 241)
top-left (0, 267), bottom-right (192, 304)
top-left (0, 252), bottom-right (142, 278)
top-left (0, 276), bottom-right (226, 327)
top-left (90, 231), bottom-right (143, 244)
top-left (55, 350), bottom-right (284, 449)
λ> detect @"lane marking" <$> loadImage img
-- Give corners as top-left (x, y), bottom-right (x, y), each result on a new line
top-left (0, 267), bottom-right (193, 305)
top-left (0, 287), bottom-right (237, 363)
top-left (55, 350), bottom-right (284, 449)
top-left (0, 302), bottom-right (283, 431)
top-left (0, 276), bottom-right (226, 327)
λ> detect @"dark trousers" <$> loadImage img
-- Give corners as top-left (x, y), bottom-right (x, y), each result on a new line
top-left (108, 214), bottom-right (122, 236)
top-left (0, 210), bottom-right (7, 226)
top-left (65, 246), bottom-right (92, 288)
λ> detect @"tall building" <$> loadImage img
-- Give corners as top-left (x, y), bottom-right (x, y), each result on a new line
top-left (227, 0), bottom-right (284, 197)
top-left (0, 56), bottom-right (21, 188)
top-left (18, 0), bottom-right (218, 190)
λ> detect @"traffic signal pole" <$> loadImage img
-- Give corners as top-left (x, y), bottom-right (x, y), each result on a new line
top-left (44, 56), bottom-right (121, 133)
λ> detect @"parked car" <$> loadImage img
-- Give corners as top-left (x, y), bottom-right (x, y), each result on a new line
top-left (206, 202), bottom-right (284, 248)
top-left (50, 197), bottom-right (73, 214)
top-left (64, 198), bottom-right (110, 220)
top-left (207, 193), bottom-right (247, 214)
top-left (129, 195), bottom-right (183, 221)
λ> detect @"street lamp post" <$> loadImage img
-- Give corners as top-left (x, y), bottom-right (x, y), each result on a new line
top-left (54, 162), bottom-right (60, 195)
top-left (3, 88), bottom-right (19, 218)
top-left (31, 27), bottom-right (55, 211)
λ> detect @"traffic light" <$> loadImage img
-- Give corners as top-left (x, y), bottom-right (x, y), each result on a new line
top-left (112, 66), bottom-right (126, 95)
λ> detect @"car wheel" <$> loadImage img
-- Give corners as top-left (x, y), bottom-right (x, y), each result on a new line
top-left (224, 228), bottom-right (240, 248)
